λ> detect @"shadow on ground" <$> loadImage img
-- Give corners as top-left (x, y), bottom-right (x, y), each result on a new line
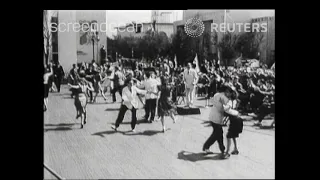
top-left (92, 129), bottom-right (170, 137)
top-left (62, 97), bottom-right (74, 99)
top-left (105, 108), bottom-right (120, 111)
top-left (91, 130), bottom-right (126, 137)
top-left (44, 127), bottom-right (73, 132)
top-left (88, 101), bottom-right (114, 105)
top-left (122, 129), bottom-right (170, 136)
top-left (45, 123), bottom-right (77, 127)
top-left (177, 150), bottom-right (224, 162)
top-left (110, 119), bottom-right (151, 125)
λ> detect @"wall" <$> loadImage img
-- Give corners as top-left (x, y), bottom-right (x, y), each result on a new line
top-left (76, 10), bottom-right (107, 64)
top-left (58, 10), bottom-right (77, 72)
top-left (155, 24), bottom-right (174, 37)
top-left (253, 17), bottom-right (275, 65)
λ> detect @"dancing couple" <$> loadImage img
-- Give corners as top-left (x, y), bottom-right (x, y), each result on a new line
top-left (111, 76), bottom-right (177, 133)
top-left (203, 85), bottom-right (243, 159)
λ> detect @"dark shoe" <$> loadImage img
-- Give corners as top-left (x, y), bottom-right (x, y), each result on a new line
top-left (253, 122), bottom-right (262, 126)
top-left (231, 150), bottom-right (239, 155)
top-left (80, 124), bottom-right (83, 129)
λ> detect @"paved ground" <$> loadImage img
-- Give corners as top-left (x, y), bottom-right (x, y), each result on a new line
top-left (44, 85), bottom-right (275, 179)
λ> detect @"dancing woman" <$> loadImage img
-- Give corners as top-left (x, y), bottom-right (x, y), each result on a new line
top-left (150, 76), bottom-right (177, 132)
top-left (92, 68), bottom-right (107, 103)
top-left (68, 76), bottom-right (94, 129)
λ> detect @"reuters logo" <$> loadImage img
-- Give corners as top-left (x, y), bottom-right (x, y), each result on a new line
top-left (184, 18), bottom-right (205, 37)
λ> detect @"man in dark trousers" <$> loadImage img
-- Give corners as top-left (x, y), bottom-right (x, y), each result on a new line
top-left (138, 71), bottom-right (160, 123)
top-left (69, 64), bottom-right (79, 98)
top-left (112, 66), bottom-right (125, 103)
top-left (100, 45), bottom-right (106, 63)
top-left (53, 61), bottom-right (65, 93)
top-left (111, 78), bottom-right (147, 132)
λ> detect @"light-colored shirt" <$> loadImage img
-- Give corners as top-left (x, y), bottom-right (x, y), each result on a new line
top-left (122, 86), bottom-right (147, 109)
top-left (43, 71), bottom-right (53, 84)
top-left (140, 78), bottom-right (160, 99)
top-left (183, 68), bottom-right (198, 88)
top-left (208, 93), bottom-right (229, 125)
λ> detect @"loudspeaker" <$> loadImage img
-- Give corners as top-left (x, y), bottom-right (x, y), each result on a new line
top-left (177, 107), bottom-right (201, 115)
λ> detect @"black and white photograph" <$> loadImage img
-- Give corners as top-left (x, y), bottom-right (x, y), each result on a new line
top-left (43, 10), bottom-right (275, 179)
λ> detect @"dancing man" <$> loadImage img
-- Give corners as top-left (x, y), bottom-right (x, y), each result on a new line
top-left (139, 71), bottom-right (160, 123)
top-left (111, 78), bottom-right (147, 132)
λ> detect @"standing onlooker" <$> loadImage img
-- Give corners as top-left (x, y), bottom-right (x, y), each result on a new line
top-left (100, 45), bottom-right (106, 63)
top-left (111, 66), bottom-right (125, 103)
top-left (44, 63), bottom-right (53, 111)
top-left (53, 61), bottom-right (65, 93)
top-left (183, 62), bottom-right (198, 108)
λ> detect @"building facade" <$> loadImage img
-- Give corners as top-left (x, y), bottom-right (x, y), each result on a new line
top-left (251, 16), bottom-right (275, 65)
top-left (116, 22), bottom-right (174, 38)
top-left (45, 10), bottom-right (107, 71)
top-left (172, 10), bottom-right (275, 65)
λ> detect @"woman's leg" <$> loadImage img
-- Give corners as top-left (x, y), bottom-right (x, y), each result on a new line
top-left (93, 91), bottom-right (98, 103)
top-left (100, 88), bottom-right (107, 101)
top-left (160, 115), bottom-right (165, 132)
top-left (170, 111), bottom-right (176, 123)
top-left (231, 138), bottom-right (239, 154)
top-left (83, 107), bottom-right (87, 124)
top-left (80, 107), bottom-right (84, 129)
top-left (224, 138), bottom-right (231, 158)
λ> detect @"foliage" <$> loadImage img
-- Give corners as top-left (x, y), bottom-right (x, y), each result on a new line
top-left (217, 32), bottom-right (238, 66)
top-left (107, 31), bottom-right (172, 61)
top-left (234, 31), bottom-right (264, 59)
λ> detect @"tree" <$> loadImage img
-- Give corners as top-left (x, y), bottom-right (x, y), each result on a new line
top-left (234, 31), bottom-right (264, 59)
top-left (217, 32), bottom-right (238, 66)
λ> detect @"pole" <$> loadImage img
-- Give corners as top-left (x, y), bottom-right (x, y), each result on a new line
top-left (92, 38), bottom-right (95, 61)
top-left (97, 40), bottom-right (99, 64)
top-left (266, 17), bottom-right (269, 65)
